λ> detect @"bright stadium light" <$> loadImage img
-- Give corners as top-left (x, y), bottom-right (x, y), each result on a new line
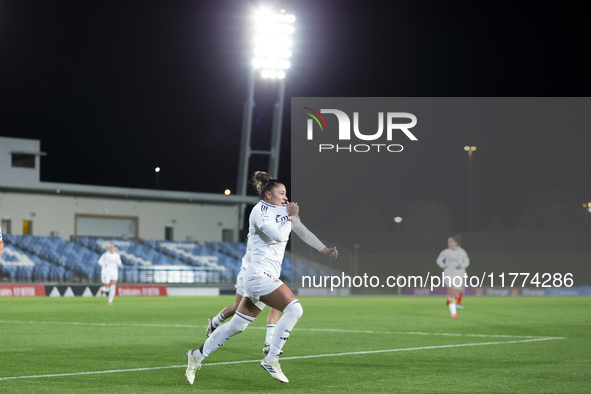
top-left (471, 146), bottom-right (477, 151)
top-left (394, 217), bottom-right (403, 223)
top-left (224, 189), bottom-right (231, 195)
top-left (251, 8), bottom-right (295, 79)
top-left (155, 167), bottom-right (161, 173)
top-left (464, 146), bottom-right (470, 151)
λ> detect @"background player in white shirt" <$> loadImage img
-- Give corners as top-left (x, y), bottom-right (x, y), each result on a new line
top-left (185, 172), bottom-right (306, 384)
top-left (97, 242), bottom-right (123, 305)
top-left (436, 235), bottom-right (470, 318)
top-left (206, 174), bottom-right (338, 356)
top-left (0, 228), bottom-right (4, 259)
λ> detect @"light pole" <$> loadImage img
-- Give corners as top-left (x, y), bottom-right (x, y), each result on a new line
top-left (464, 146), bottom-right (476, 231)
top-left (353, 243), bottom-right (360, 276)
top-left (155, 167), bottom-right (161, 189)
top-left (237, 9), bottom-right (295, 229)
top-left (394, 216), bottom-right (402, 232)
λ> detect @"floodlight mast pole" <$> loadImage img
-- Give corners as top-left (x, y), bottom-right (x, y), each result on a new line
top-left (268, 78), bottom-right (286, 178)
top-left (237, 67), bottom-right (256, 232)
top-left (237, 10), bottom-right (294, 232)
top-left (468, 148), bottom-right (473, 231)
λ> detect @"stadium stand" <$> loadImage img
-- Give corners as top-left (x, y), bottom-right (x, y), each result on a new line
top-left (1, 235), bottom-right (327, 284)
top-left (0, 234), bottom-right (77, 282)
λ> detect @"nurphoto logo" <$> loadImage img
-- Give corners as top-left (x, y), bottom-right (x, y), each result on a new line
top-left (302, 107), bottom-right (418, 153)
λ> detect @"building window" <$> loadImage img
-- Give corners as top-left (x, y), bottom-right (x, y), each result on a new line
top-left (12, 153), bottom-right (36, 168)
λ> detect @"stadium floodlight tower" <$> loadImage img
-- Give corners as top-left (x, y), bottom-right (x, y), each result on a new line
top-left (237, 8), bottom-right (295, 229)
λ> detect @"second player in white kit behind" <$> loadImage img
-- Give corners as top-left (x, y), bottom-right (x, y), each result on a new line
top-left (98, 242), bottom-right (123, 305)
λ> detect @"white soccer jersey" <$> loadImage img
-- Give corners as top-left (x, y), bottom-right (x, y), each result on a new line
top-left (436, 247), bottom-right (470, 281)
top-left (0, 227), bottom-right (3, 241)
top-left (248, 200), bottom-right (293, 277)
top-left (98, 251), bottom-right (123, 273)
top-left (239, 215), bottom-right (326, 272)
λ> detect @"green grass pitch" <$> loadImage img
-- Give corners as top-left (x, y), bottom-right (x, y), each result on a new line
top-left (1, 296), bottom-right (590, 393)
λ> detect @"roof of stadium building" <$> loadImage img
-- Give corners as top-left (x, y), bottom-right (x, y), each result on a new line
top-left (0, 136), bottom-right (259, 205)
top-left (0, 181), bottom-right (260, 205)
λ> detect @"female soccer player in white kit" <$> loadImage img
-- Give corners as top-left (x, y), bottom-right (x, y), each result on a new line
top-left (436, 235), bottom-right (469, 318)
top-left (185, 172), bottom-right (304, 384)
top-left (97, 242), bottom-right (123, 305)
top-left (206, 200), bottom-right (338, 355)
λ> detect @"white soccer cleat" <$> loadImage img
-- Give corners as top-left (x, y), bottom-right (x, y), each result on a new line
top-left (262, 345), bottom-right (283, 356)
top-left (260, 356), bottom-right (289, 383)
top-left (456, 305), bottom-right (464, 309)
top-left (185, 350), bottom-right (202, 385)
top-left (206, 317), bottom-right (215, 337)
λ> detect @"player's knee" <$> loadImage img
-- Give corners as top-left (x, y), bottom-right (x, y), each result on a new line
top-left (285, 300), bottom-right (303, 320)
top-left (228, 314), bottom-right (252, 335)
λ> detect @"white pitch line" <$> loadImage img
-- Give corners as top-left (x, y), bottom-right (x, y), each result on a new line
top-left (0, 320), bottom-right (564, 339)
top-left (0, 337), bottom-right (564, 381)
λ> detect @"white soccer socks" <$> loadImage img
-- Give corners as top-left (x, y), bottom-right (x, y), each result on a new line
top-left (265, 324), bottom-right (276, 346)
top-left (267, 300), bottom-right (303, 362)
top-left (212, 311), bottom-right (227, 330)
top-left (108, 285), bottom-right (116, 304)
top-left (449, 302), bottom-right (458, 318)
top-left (195, 311), bottom-right (254, 362)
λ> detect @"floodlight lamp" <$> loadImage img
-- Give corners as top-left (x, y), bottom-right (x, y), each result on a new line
top-left (261, 70), bottom-right (270, 78)
top-left (224, 189), bottom-right (231, 195)
top-left (155, 167), bottom-right (161, 173)
top-left (394, 217), bottom-right (403, 223)
top-left (285, 15), bottom-right (296, 23)
top-left (471, 146), bottom-right (477, 151)
top-left (269, 70), bottom-right (277, 79)
top-left (464, 146), bottom-right (470, 151)
top-left (278, 71), bottom-right (286, 79)
top-left (280, 9), bottom-right (286, 14)
top-left (284, 50), bottom-right (292, 58)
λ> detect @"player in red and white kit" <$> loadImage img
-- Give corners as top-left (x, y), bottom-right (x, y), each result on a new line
top-left (98, 242), bottom-right (123, 305)
top-left (436, 235), bottom-right (469, 318)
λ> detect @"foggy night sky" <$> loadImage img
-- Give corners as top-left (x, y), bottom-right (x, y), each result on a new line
top-left (0, 0), bottom-right (589, 231)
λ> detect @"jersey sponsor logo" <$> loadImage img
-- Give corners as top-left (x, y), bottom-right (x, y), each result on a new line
top-left (275, 214), bottom-right (289, 224)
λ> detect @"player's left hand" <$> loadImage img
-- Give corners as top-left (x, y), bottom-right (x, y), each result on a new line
top-left (323, 247), bottom-right (338, 259)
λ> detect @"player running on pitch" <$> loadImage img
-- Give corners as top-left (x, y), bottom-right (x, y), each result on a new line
top-left (436, 235), bottom-right (469, 318)
top-left (185, 172), bottom-right (312, 384)
top-left (206, 191), bottom-right (338, 355)
top-left (97, 242), bottom-right (123, 305)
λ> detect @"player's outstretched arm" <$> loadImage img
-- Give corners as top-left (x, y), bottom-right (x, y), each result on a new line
top-left (291, 212), bottom-right (338, 259)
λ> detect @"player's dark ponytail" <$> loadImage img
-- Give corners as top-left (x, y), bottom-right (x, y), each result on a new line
top-left (251, 171), bottom-right (283, 200)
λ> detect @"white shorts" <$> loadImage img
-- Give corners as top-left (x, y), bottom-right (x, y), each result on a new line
top-left (235, 268), bottom-right (246, 296)
top-left (101, 269), bottom-right (118, 284)
top-left (443, 269), bottom-right (465, 289)
top-left (243, 267), bottom-right (283, 311)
